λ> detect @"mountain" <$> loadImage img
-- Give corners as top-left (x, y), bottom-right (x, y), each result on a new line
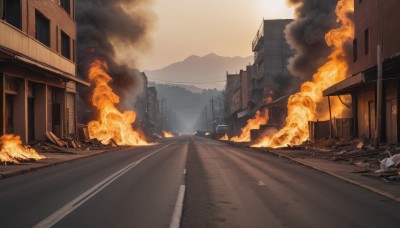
top-left (145, 53), bottom-right (253, 90)
top-left (149, 83), bottom-right (222, 132)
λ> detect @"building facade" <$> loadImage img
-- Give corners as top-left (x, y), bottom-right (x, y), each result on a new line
top-left (324, 0), bottom-right (400, 144)
top-left (251, 19), bottom-right (294, 108)
top-left (0, 0), bottom-right (89, 143)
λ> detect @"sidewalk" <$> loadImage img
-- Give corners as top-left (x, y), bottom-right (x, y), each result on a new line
top-left (0, 148), bottom-right (111, 179)
top-left (259, 148), bottom-right (400, 203)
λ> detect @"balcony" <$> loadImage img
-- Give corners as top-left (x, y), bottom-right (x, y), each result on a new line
top-left (0, 20), bottom-right (76, 76)
top-left (252, 21), bottom-right (264, 51)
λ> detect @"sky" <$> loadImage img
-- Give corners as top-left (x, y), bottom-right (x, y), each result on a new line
top-left (130, 0), bottom-right (294, 71)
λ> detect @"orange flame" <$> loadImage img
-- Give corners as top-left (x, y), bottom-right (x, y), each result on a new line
top-left (87, 60), bottom-right (151, 146)
top-left (163, 131), bottom-right (174, 138)
top-left (0, 134), bottom-right (45, 164)
top-left (253, 0), bottom-right (354, 148)
top-left (219, 134), bottom-right (229, 141)
top-left (231, 109), bottom-right (269, 142)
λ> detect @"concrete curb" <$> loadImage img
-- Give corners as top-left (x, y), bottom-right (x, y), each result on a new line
top-left (0, 147), bottom-right (122, 180)
top-left (260, 148), bottom-right (400, 204)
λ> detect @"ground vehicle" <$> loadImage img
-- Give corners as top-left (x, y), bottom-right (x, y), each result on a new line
top-left (214, 125), bottom-right (229, 139)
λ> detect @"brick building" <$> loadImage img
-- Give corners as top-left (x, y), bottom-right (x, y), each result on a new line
top-left (251, 19), bottom-right (294, 108)
top-left (324, 0), bottom-right (400, 144)
top-left (0, 0), bottom-right (89, 143)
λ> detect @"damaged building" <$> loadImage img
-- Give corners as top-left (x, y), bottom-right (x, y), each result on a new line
top-left (0, 0), bottom-right (89, 143)
top-left (324, 0), bottom-right (400, 144)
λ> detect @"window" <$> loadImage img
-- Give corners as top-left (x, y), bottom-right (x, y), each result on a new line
top-left (35, 11), bottom-right (50, 47)
top-left (61, 31), bottom-right (71, 59)
top-left (3, 0), bottom-right (22, 29)
top-left (353, 38), bottom-right (358, 62)
top-left (365, 29), bottom-right (369, 55)
top-left (60, 0), bottom-right (71, 15)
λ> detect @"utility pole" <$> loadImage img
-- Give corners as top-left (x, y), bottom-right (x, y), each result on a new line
top-left (205, 106), bottom-right (208, 131)
top-left (160, 98), bottom-right (166, 131)
top-left (211, 99), bottom-right (215, 122)
top-left (375, 0), bottom-right (383, 149)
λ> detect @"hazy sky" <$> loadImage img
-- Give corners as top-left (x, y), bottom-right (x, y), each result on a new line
top-left (136, 0), bottom-right (294, 70)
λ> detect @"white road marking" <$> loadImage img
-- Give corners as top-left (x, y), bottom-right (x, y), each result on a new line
top-left (183, 169), bottom-right (187, 175)
top-left (258, 180), bottom-right (265, 186)
top-left (34, 139), bottom-right (182, 228)
top-left (170, 185), bottom-right (186, 228)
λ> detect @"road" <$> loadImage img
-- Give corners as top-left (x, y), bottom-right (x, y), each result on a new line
top-left (1, 136), bottom-right (400, 227)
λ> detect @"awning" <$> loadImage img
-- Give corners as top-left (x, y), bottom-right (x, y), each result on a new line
top-left (237, 108), bottom-right (250, 118)
top-left (323, 73), bottom-right (366, 96)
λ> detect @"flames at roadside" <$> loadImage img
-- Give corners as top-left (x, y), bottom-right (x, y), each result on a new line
top-left (163, 131), bottom-right (174, 138)
top-left (87, 60), bottom-right (151, 146)
top-left (231, 110), bottom-right (269, 143)
top-left (0, 134), bottom-right (45, 164)
top-left (253, 0), bottom-right (354, 148)
top-left (219, 134), bottom-right (229, 141)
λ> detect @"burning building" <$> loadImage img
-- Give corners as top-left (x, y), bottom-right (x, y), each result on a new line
top-left (0, 0), bottom-right (89, 143)
top-left (324, 0), bottom-right (400, 144)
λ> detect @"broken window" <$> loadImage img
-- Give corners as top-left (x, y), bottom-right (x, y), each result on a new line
top-left (35, 10), bottom-right (50, 47)
top-left (2, 0), bottom-right (22, 29)
top-left (60, 0), bottom-right (71, 15)
top-left (61, 31), bottom-right (71, 59)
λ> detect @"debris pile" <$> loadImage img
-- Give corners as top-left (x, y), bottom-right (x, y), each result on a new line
top-left (307, 137), bottom-right (400, 182)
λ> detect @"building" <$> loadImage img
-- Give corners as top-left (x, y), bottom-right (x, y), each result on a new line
top-left (0, 0), bottom-right (89, 143)
top-left (224, 69), bottom-right (251, 136)
top-left (324, 0), bottom-right (400, 144)
top-left (251, 19), bottom-right (294, 109)
top-left (147, 86), bottom-right (159, 134)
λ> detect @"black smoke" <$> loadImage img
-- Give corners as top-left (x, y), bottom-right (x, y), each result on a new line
top-left (76, 0), bottom-right (154, 120)
top-left (284, 0), bottom-right (339, 80)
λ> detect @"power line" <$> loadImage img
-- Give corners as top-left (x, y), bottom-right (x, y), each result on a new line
top-left (149, 78), bottom-right (226, 85)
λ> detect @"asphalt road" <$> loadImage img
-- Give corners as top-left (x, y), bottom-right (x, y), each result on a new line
top-left (1, 136), bottom-right (400, 227)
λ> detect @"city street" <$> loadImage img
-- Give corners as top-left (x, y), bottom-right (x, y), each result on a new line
top-left (1, 136), bottom-right (400, 227)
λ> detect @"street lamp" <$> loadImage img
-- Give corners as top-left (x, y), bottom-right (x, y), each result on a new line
top-left (375, 0), bottom-right (383, 148)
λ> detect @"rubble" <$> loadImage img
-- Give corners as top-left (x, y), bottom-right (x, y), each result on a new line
top-left (304, 137), bottom-right (400, 183)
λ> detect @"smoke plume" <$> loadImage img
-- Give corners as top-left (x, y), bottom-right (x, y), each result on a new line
top-left (285, 0), bottom-right (339, 80)
top-left (76, 0), bottom-right (154, 116)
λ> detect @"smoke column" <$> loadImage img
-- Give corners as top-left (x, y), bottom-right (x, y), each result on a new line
top-left (285, 0), bottom-right (339, 80)
top-left (75, 0), bottom-right (154, 118)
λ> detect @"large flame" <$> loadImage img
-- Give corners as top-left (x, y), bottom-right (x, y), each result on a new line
top-left (253, 0), bottom-right (354, 148)
top-left (231, 109), bottom-right (269, 142)
top-left (163, 131), bottom-right (174, 138)
top-left (0, 134), bottom-right (45, 164)
top-left (88, 60), bottom-right (150, 146)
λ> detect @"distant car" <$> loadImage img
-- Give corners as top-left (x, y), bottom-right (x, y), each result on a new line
top-left (214, 125), bottom-right (228, 139)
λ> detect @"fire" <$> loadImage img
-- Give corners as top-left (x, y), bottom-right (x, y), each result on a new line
top-left (163, 131), bottom-right (174, 138)
top-left (253, 0), bottom-right (354, 148)
top-left (87, 60), bottom-right (151, 146)
top-left (231, 109), bottom-right (269, 142)
top-left (0, 134), bottom-right (45, 164)
top-left (219, 134), bottom-right (229, 141)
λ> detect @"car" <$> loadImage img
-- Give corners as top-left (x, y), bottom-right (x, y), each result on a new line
top-left (214, 125), bottom-right (229, 139)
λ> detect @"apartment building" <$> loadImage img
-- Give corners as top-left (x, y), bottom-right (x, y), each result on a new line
top-left (0, 0), bottom-right (89, 143)
top-left (324, 0), bottom-right (400, 143)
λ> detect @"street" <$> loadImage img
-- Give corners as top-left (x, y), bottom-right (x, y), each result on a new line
top-left (1, 136), bottom-right (400, 227)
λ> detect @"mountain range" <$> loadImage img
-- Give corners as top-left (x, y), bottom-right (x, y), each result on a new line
top-left (145, 53), bottom-right (253, 91)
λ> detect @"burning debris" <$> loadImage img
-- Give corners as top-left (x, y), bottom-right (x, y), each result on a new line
top-left (0, 134), bottom-right (45, 164)
top-left (231, 109), bottom-right (269, 143)
top-left (88, 60), bottom-right (151, 146)
top-left (219, 134), bottom-right (229, 141)
top-left (252, 0), bottom-right (354, 148)
top-left (163, 131), bottom-right (174, 138)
